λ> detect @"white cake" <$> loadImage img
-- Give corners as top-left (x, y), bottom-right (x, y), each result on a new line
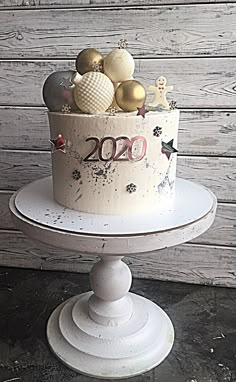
top-left (43, 43), bottom-right (180, 215)
top-left (48, 109), bottom-right (179, 215)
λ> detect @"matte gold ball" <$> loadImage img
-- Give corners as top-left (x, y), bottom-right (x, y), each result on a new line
top-left (115, 80), bottom-right (146, 112)
top-left (75, 48), bottom-right (103, 75)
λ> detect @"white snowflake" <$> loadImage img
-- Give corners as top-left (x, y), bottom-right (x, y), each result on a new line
top-left (107, 106), bottom-right (118, 116)
top-left (61, 104), bottom-right (71, 114)
top-left (118, 39), bottom-right (128, 49)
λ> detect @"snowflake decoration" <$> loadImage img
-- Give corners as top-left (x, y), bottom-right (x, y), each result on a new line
top-left (61, 104), bottom-right (71, 114)
top-left (107, 106), bottom-right (118, 116)
top-left (126, 183), bottom-right (137, 194)
top-left (153, 126), bottom-right (162, 137)
top-left (92, 62), bottom-right (103, 72)
top-left (72, 169), bottom-right (81, 180)
top-left (169, 100), bottom-right (177, 110)
top-left (118, 39), bottom-right (128, 49)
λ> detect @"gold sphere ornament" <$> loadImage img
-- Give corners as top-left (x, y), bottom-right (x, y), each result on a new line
top-left (104, 48), bottom-right (135, 83)
top-left (74, 72), bottom-right (114, 114)
top-left (75, 48), bottom-right (103, 75)
top-left (115, 80), bottom-right (146, 112)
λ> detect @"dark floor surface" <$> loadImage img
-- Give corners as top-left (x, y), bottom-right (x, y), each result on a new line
top-left (0, 266), bottom-right (235, 382)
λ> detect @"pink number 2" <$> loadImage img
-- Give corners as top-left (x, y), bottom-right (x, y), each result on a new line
top-left (127, 136), bottom-right (147, 162)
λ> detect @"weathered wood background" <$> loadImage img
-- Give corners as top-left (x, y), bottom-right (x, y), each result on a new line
top-left (0, 1), bottom-right (236, 287)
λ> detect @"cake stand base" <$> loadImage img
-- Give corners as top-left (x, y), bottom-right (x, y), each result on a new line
top-left (10, 177), bottom-right (217, 379)
top-left (47, 291), bottom-right (174, 379)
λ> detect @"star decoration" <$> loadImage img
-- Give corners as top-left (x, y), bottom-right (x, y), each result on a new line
top-left (161, 139), bottom-right (178, 160)
top-left (50, 134), bottom-right (66, 153)
top-left (137, 105), bottom-right (149, 118)
top-left (126, 183), bottom-right (137, 194)
top-left (118, 39), bottom-right (128, 49)
top-left (169, 100), bottom-right (177, 110)
top-left (72, 169), bottom-right (81, 180)
top-left (153, 126), bottom-right (162, 137)
top-left (60, 76), bottom-right (74, 89)
top-left (61, 104), bottom-right (71, 114)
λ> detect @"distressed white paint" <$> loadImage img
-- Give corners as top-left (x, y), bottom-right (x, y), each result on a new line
top-left (10, 177), bottom-right (216, 377)
top-left (1, 231), bottom-right (236, 287)
top-left (1, 0), bottom-right (234, 8)
top-left (2, 150), bottom-right (235, 201)
top-left (1, 59), bottom-right (236, 108)
top-left (1, 5), bottom-right (236, 58)
top-left (0, 2), bottom-right (235, 286)
top-left (1, 107), bottom-right (236, 157)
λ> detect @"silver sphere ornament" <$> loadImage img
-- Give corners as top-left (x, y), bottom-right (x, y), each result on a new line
top-left (74, 72), bottom-right (114, 114)
top-left (43, 70), bottom-right (78, 112)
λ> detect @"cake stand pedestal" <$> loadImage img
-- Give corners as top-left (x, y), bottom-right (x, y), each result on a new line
top-left (9, 177), bottom-right (217, 379)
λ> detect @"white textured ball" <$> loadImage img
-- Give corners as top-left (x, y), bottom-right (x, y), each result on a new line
top-left (74, 72), bottom-right (114, 114)
top-left (104, 48), bottom-right (135, 83)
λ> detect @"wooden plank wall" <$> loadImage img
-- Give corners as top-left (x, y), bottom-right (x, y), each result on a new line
top-left (0, 1), bottom-right (236, 287)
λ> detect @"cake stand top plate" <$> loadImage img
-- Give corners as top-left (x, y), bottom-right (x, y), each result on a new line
top-left (14, 176), bottom-right (215, 236)
top-left (10, 177), bottom-right (217, 254)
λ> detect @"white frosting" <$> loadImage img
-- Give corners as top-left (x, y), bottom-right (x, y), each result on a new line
top-left (48, 110), bottom-right (179, 215)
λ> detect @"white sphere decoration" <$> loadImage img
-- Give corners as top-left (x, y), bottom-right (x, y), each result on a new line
top-left (74, 72), bottom-right (114, 114)
top-left (104, 48), bottom-right (135, 83)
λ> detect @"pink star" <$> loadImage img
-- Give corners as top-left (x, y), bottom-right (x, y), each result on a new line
top-left (50, 134), bottom-right (66, 153)
top-left (137, 105), bottom-right (149, 118)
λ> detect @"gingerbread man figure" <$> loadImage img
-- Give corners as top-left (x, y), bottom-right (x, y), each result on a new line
top-left (148, 76), bottom-right (173, 109)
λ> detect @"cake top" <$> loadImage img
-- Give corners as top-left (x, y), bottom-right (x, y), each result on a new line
top-left (42, 39), bottom-right (177, 117)
top-left (48, 108), bottom-right (179, 119)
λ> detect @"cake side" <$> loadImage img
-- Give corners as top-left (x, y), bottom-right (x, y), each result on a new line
top-left (49, 110), bottom-right (179, 215)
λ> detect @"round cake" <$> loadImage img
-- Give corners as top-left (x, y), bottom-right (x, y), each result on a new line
top-left (48, 109), bottom-right (179, 215)
top-left (43, 41), bottom-right (180, 215)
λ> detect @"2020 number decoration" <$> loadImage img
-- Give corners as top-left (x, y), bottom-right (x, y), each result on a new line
top-left (84, 136), bottom-right (147, 162)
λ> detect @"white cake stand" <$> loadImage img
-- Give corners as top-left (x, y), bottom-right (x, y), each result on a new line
top-left (9, 177), bottom-right (217, 379)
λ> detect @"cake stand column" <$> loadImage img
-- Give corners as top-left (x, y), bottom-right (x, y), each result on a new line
top-left (88, 255), bottom-right (133, 326)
